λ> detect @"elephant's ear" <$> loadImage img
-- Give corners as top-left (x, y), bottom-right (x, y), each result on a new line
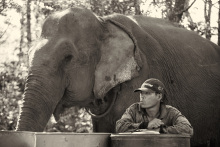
top-left (93, 20), bottom-right (142, 99)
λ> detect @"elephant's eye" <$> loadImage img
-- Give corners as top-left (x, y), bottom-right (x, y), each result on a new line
top-left (64, 55), bottom-right (73, 63)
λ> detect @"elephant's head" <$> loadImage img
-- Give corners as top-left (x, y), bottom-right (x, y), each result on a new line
top-left (16, 8), bottom-right (142, 131)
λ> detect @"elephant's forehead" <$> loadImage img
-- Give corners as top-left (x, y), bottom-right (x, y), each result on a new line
top-left (29, 39), bottom-right (48, 54)
top-left (29, 37), bottom-right (73, 54)
top-left (28, 39), bottom-right (48, 65)
top-left (41, 10), bottom-right (69, 38)
top-left (41, 8), bottom-right (98, 38)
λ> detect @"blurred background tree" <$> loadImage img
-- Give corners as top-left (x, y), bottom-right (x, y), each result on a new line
top-left (0, 0), bottom-right (219, 132)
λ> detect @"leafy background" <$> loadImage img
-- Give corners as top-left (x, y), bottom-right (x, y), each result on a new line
top-left (0, 0), bottom-right (219, 132)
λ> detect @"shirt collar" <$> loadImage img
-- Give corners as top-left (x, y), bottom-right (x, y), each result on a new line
top-left (138, 102), bottom-right (167, 119)
top-left (158, 103), bottom-right (167, 119)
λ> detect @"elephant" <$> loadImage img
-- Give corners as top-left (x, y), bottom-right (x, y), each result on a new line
top-left (16, 7), bottom-right (220, 147)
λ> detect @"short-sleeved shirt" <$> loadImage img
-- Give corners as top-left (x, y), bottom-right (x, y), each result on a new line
top-left (116, 102), bottom-right (193, 136)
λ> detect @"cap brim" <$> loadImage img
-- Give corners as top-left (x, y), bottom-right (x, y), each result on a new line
top-left (134, 88), bottom-right (151, 92)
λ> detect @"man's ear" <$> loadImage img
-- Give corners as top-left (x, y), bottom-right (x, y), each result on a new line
top-left (93, 20), bottom-right (142, 99)
top-left (158, 93), bottom-right (163, 101)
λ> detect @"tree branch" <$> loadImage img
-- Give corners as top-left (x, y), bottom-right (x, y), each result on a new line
top-left (0, 23), bottom-right (10, 39)
top-left (180, 0), bottom-right (196, 13)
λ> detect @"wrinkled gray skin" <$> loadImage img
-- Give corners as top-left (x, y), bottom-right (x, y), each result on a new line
top-left (16, 8), bottom-right (220, 146)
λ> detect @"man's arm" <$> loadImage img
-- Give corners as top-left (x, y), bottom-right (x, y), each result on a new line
top-left (116, 106), bottom-right (142, 133)
top-left (163, 108), bottom-right (193, 136)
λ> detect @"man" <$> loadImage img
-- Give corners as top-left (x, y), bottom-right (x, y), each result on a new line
top-left (116, 78), bottom-right (193, 136)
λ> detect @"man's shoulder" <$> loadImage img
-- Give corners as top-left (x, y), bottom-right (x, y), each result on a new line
top-left (129, 102), bottom-right (140, 108)
top-left (126, 102), bottom-right (140, 111)
top-left (165, 105), bottom-right (181, 113)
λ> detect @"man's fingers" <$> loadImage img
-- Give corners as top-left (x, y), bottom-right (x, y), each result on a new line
top-left (159, 121), bottom-right (164, 125)
top-left (148, 119), bottom-right (165, 129)
top-left (152, 121), bottom-right (164, 128)
top-left (155, 122), bottom-right (160, 127)
top-left (156, 120), bottom-right (163, 126)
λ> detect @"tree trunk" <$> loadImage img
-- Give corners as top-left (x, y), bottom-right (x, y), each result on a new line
top-left (27, 0), bottom-right (32, 48)
top-left (165, 0), bottom-right (191, 23)
top-left (134, 0), bottom-right (141, 15)
top-left (218, 0), bottom-right (220, 46)
top-left (0, 0), bottom-right (6, 13)
top-left (204, 0), bottom-right (212, 40)
top-left (90, 0), bottom-right (104, 16)
top-left (19, 10), bottom-right (25, 63)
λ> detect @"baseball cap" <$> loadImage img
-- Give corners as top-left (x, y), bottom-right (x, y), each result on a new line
top-left (134, 78), bottom-right (165, 94)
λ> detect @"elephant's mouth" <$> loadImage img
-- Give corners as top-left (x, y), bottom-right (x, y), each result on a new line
top-left (53, 98), bottom-right (93, 122)
top-left (53, 86), bottom-right (119, 121)
top-left (53, 100), bottom-right (65, 121)
top-left (54, 107), bottom-right (71, 122)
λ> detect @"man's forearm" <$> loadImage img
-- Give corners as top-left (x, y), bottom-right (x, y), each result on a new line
top-left (165, 123), bottom-right (193, 136)
top-left (116, 120), bottom-right (141, 133)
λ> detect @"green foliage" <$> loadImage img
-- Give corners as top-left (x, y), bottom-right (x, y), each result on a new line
top-left (41, 0), bottom-right (142, 16)
top-left (0, 0), bottom-right (22, 15)
top-left (0, 60), bottom-right (92, 132)
top-left (0, 61), bottom-right (27, 130)
top-left (45, 107), bottom-right (92, 132)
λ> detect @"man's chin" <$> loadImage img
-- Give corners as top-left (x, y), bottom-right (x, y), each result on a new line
top-left (140, 103), bottom-right (148, 108)
top-left (140, 103), bottom-right (153, 109)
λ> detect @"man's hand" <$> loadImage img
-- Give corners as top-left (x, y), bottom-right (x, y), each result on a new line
top-left (147, 118), bottom-right (164, 129)
top-left (139, 122), bottom-right (148, 129)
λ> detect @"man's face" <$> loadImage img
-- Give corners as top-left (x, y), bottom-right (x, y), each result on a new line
top-left (139, 89), bottom-right (162, 109)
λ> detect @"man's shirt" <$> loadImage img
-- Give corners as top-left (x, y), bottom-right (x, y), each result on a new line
top-left (116, 102), bottom-right (193, 136)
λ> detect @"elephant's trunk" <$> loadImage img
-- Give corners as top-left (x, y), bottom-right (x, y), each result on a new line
top-left (16, 74), bottom-right (61, 132)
